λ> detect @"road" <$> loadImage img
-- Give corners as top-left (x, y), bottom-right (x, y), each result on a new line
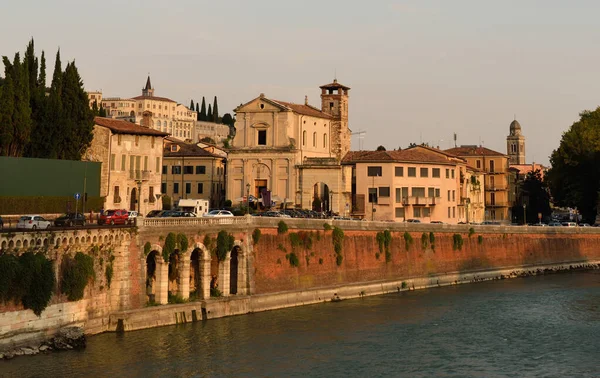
top-left (0, 223), bottom-right (132, 234)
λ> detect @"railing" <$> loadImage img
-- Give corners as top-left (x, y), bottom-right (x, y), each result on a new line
top-left (486, 202), bottom-right (510, 207)
top-left (483, 169), bottom-right (505, 175)
top-left (484, 185), bottom-right (508, 191)
top-left (143, 216), bottom-right (249, 227)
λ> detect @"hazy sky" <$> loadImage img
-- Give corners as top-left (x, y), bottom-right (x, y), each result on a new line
top-left (3, 0), bottom-right (600, 164)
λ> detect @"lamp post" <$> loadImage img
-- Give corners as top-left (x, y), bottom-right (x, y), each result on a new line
top-left (523, 204), bottom-right (527, 225)
top-left (329, 191), bottom-right (334, 215)
top-left (246, 183), bottom-right (251, 214)
top-left (371, 173), bottom-right (377, 221)
top-left (402, 197), bottom-right (407, 222)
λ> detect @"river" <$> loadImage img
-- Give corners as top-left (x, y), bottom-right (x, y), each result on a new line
top-left (1, 271), bottom-right (598, 377)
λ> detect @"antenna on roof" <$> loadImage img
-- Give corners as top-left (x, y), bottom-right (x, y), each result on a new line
top-left (334, 68), bottom-right (337, 81)
top-left (351, 129), bottom-right (366, 151)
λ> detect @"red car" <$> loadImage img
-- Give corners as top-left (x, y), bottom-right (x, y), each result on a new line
top-left (98, 209), bottom-right (129, 225)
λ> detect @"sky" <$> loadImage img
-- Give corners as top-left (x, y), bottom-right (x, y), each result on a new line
top-left (3, 0), bottom-right (600, 165)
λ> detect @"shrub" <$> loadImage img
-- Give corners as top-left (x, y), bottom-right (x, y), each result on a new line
top-left (105, 262), bottom-right (114, 289)
top-left (336, 254), bottom-right (343, 266)
top-left (429, 232), bottom-right (435, 250)
top-left (403, 232), bottom-right (413, 251)
top-left (421, 232), bottom-right (429, 250)
top-left (478, 235), bottom-right (484, 245)
top-left (15, 253), bottom-right (55, 316)
top-left (162, 195), bottom-right (172, 210)
top-left (469, 227), bottom-right (475, 238)
top-left (323, 223), bottom-right (332, 231)
top-left (289, 252), bottom-right (300, 267)
top-left (143, 242), bottom-right (151, 256)
top-left (203, 234), bottom-right (214, 252)
top-left (163, 232), bottom-right (177, 262)
top-left (289, 233), bottom-right (302, 248)
top-left (319, 258), bottom-right (324, 265)
top-left (453, 234), bottom-right (464, 251)
top-left (252, 228), bottom-right (262, 245)
top-left (61, 252), bottom-right (95, 301)
top-left (0, 254), bottom-right (21, 303)
top-left (332, 227), bottom-right (345, 266)
top-left (210, 287), bottom-right (222, 297)
top-left (401, 281), bottom-right (408, 289)
top-left (224, 199), bottom-right (232, 207)
top-left (216, 230), bottom-right (235, 261)
top-left (177, 233), bottom-right (189, 253)
top-left (277, 220), bottom-right (288, 234)
top-left (168, 293), bottom-right (187, 304)
top-left (277, 243), bottom-right (287, 253)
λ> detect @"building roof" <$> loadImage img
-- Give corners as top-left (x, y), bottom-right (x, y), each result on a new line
top-left (509, 163), bottom-right (546, 175)
top-left (144, 75), bottom-right (152, 90)
top-left (342, 149), bottom-right (459, 165)
top-left (163, 138), bottom-right (221, 158)
top-left (271, 99), bottom-right (333, 119)
top-left (444, 146), bottom-right (507, 157)
top-left (319, 79), bottom-right (351, 90)
top-left (510, 119), bottom-right (521, 131)
top-left (94, 117), bottom-right (169, 136)
top-left (131, 95), bottom-right (176, 103)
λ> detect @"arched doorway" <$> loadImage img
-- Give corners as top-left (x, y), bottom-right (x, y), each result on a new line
top-left (146, 251), bottom-right (159, 303)
top-left (130, 187), bottom-right (137, 211)
top-left (229, 246), bottom-right (240, 295)
top-left (190, 249), bottom-right (201, 300)
top-left (312, 183), bottom-right (330, 212)
top-left (168, 251), bottom-right (180, 298)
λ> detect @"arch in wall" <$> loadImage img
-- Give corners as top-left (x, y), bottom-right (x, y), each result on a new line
top-left (16, 240), bottom-right (22, 248)
top-left (312, 182), bottom-right (330, 212)
top-left (75, 237), bottom-right (80, 244)
top-left (69, 237), bottom-right (74, 244)
top-left (229, 245), bottom-right (240, 295)
top-left (1, 241), bottom-right (6, 250)
top-left (146, 250), bottom-right (160, 303)
top-left (168, 250), bottom-right (181, 296)
top-left (23, 239), bottom-right (29, 248)
top-left (93, 236), bottom-right (97, 243)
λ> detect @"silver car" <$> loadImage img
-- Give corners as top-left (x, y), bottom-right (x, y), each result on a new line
top-left (17, 215), bottom-right (51, 230)
top-left (204, 210), bottom-right (234, 217)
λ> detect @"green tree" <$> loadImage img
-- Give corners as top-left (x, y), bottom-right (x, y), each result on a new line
top-left (2, 53), bottom-right (33, 157)
top-left (199, 96), bottom-right (207, 121)
top-left (195, 102), bottom-right (199, 113)
top-left (0, 68), bottom-right (15, 156)
top-left (99, 102), bottom-right (107, 117)
top-left (91, 99), bottom-right (99, 115)
top-left (547, 107), bottom-right (600, 222)
top-left (376, 145), bottom-right (386, 151)
top-left (222, 113), bottom-right (234, 127)
top-left (207, 103), bottom-right (212, 122)
top-left (190, 99), bottom-right (194, 111)
top-left (212, 96), bottom-right (219, 122)
top-left (515, 169), bottom-right (551, 224)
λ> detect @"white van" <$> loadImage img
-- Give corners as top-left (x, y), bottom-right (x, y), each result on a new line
top-left (177, 199), bottom-right (209, 217)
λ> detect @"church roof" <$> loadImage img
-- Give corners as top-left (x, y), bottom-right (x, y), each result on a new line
top-left (319, 79), bottom-right (350, 90)
top-left (144, 75), bottom-right (152, 90)
top-left (131, 95), bottom-right (176, 103)
top-left (510, 119), bottom-right (521, 130)
top-left (342, 149), bottom-right (458, 165)
top-left (163, 138), bottom-right (220, 158)
top-left (445, 146), bottom-right (507, 157)
top-left (94, 117), bottom-right (169, 136)
top-left (270, 99), bottom-right (333, 119)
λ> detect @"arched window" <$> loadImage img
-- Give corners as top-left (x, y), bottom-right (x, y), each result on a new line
top-left (157, 120), bottom-right (161, 127)
top-left (303, 130), bottom-right (307, 146)
top-left (313, 132), bottom-right (317, 147)
top-left (323, 133), bottom-right (328, 148)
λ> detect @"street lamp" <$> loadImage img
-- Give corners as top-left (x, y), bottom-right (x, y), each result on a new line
top-left (246, 183), bottom-right (251, 213)
top-left (329, 191), bottom-right (334, 215)
top-left (523, 204), bottom-right (527, 225)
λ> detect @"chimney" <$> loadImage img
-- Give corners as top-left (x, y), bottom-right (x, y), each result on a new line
top-left (305, 95), bottom-right (308, 105)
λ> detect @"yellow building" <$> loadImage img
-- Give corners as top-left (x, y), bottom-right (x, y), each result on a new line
top-left (83, 117), bottom-right (168, 215)
top-left (445, 146), bottom-right (510, 222)
top-left (162, 138), bottom-right (226, 209)
top-left (87, 91), bottom-right (102, 108)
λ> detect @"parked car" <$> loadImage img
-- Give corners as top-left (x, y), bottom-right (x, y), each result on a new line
top-left (0, 216), bottom-right (3, 230)
top-left (531, 223), bottom-right (548, 227)
top-left (98, 209), bottom-right (129, 225)
top-left (17, 215), bottom-right (51, 230)
top-left (204, 210), bottom-right (234, 217)
top-left (54, 213), bottom-right (86, 227)
top-left (168, 211), bottom-right (196, 217)
top-left (405, 219), bottom-right (421, 223)
top-left (146, 210), bottom-right (162, 218)
top-left (127, 211), bottom-right (139, 224)
top-left (430, 220), bottom-right (444, 224)
top-left (561, 222), bottom-right (577, 227)
top-left (548, 222), bottom-right (562, 227)
top-left (580, 223), bottom-right (591, 227)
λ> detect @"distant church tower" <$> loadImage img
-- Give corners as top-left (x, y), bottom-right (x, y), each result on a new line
top-left (142, 75), bottom-right (154, 97)
top-left (320, 79), bottom-right (351, 160)
top-left (507, 119), bottom-right (525, 164)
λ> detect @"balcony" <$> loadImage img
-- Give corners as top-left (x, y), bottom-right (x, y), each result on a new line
top-left (406, 196), bottom-right (437, 206)
top-left (486, 202), bottom-right (510, 208)
top-left (129, 170), bottom-right (151, 181)
top-left (483, 169), bottom-right (505, 175)
top-left (484, 185), bottom-right (508, 191)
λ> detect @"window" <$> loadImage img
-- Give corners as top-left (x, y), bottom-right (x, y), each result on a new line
top-left (117, 135), bottom-right (122, 146)
top-left (149, 186), bottom-right (155, 203)
top-left (367, 166), bottom-right (382, 177)
top-left (172, 166), bottom-right (181, 174)
top-left (428, 188), bottom-right (435, 197)
top-left (476, 160), bottom-right (481, 169)
top-left (420, 168), bottom-right (428, 177)
top-left (323, 134), bottom-right (328, 148)
top-left (395, 188), bottom-right (402, 203)
top-left (185, 183), bottom-right (191, 194)
top-left (155, 157), bottom-right (160, 172)
top-left (412, 187), bottom-right (425, 197)
top-left (445, 169), bottom-right (450, 178)
top-left (489, 161), bottom-right (495, 172)
top-left (173, 183), bottom-right (179, 194)
top-left (197, 183), bottom-right (204, 193)
top-left (379, 187), bottom-right (390, 197)
top-left (121, 155), bottom-right (126, 171)
top-left (144, 156), bottom-right (148, 172)
top-left (408, 167), bottom-right (416, 177)
top-left (258, 129), bottom-right (267, 145)
top-left (313, 132), bottom-right (317, 147)
top-left (303, 130), bottom-right (307, 146)
top-left (452, 207), bottom-right (456, 218)
top-left (395, 207), bottom-right (405, 218)
top-left (452, 190), bottom-right (455, 201)
top-left (451, 169), bottom-right (455, 179)
top-left (395, 167), bottom-right (404, 177)
top-left (196, 165), bottom-right (206, 174)
top-left (183, 166), bottom-right (193, 174)
top-left (113, 186), bottom-right (120, 203)
top-left (151, 137), bottom-right (155, 148)
top-left (368, 188), bottom-right (378, 203)
top-left (161, 183), bottom-right (166, 194)
top-left (432, 168), bottom-right (440, 178)
top-left (157, 120), bottom-right (161, 128)
top-left (435, 188), bottom-right (441, 197)
top-left (162, 165), bottom-right (167, 174)
top-left (401, 187), bottom-right (409, 200)
top-left (414, 207), bottom-right (422, 218)
top-left (447, 190), bottom-right (451, 201)
top-left (448, 207), bottom-right (451, 218)
top-left (110, 154), bottom-right (116, 171)
top-left (135, 135), bottom-right (139, 146)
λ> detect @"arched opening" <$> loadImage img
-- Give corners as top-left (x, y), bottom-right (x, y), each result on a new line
top-left (1, 241), bottom-right (6, 250)
top-left (130, 187), bottom-right (138, 212)
top-left (23, 239), bottom-right (29, 248)
top-left (189, 249), bottom-right (201, 300)
top-left (16, 240), bottom-right (22, 248)
top-left (146, 251), bottom-right (159, 303)
top-left (93, 236), bottom-right (97, 243)
top-left (8, 240), bottom-right (14, 249)
top-left (62, 237), bottom-right (67, 246)
top-left (168, 251), bottom-right (181, 298)
top-left (230, 246), bottom-right (240, 295)
top-left (312, 182), bottom-right (330, 212)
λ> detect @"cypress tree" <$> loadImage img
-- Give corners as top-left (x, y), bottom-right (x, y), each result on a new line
top-left (200, 96), bottom-right (207, 121)
top-left (28, 50), bottom-right (51, 158)
top-left (92, 99), bottom-right (99, 115)
top-left (195, 102), bottom-right (199, 115)
top-left (46, 49), bottom-right (63, 158)
top-left (6, 53), bottom-right (33, 157)
top-left (207, 103), bottom-right (212, 122)
top-left (190, 99), bottom-right (194, 111)
top-left (0, 69), bottom-right (15, 156)
top-left (99, 103), bottom-right (107, 117)
top-left (212, 96), bottom-right (219, 123)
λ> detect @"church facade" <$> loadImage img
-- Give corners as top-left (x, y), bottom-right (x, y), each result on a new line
top-left (226, 80), bottom-right (352, 213)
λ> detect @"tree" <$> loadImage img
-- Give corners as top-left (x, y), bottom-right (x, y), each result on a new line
top-left (212, 96), bottom-right (219, 123)
top-left (190, 99), bottom-right (194, 111)
top-left (199, 96), bottom-right (207, 121)
top-left (2, 53), bottom-right (33, 157)
top-left (195, 102), bottom-right (199, 113)
top-left (547, 107), bottom-right (600, 223)
top-left (98, 103), bottom-right (106, 117)
top-left (91, 99), bottom-right (99, 115)
top-left (408, 142), bottom-right (417, 148)
top-left (376, 145), bottom-right (386, 151)
top-left (0, 66), bottom-right (15, 156)
top-left (200, 136), bottom-right (216, 144)
top-left (513, 169), bottom-right (551, 224)
top-left (221, 113), bottom-right (234, 127)
top-left (207, 103), bottom-right (212, 122)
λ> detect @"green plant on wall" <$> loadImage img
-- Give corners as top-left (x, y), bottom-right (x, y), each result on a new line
top-left (421, 232), bottom-right (429, 250)
top-left (162, 232), bottom-right (177, 262)
top-left (289, 232), bottom-right (302, 249)
top-left (323, 223), bottom-right (332, 231)
top-left (277, 220), bottom-right (288, 234)
top-left (203, 234), bottom-right (215, 252)
top-left (469, 227), bottom-right (475, 238)
top-left (453, 234), bottom-right (464, 251)
top-left (216, 230), bottom-right (235, 261)
top-left (403, 232), bottom-right (413, 251)
top-left (376, 230), bottom-right (393, 262)
top-left (429, 232), bottom-right (435, 250)
top-left (252, 228), bottom-right (262, 245)
top-left (478, 235), bottom-right (484, 245)
top-left (332, 227), bottom-right (345, 266)
top-left (177, 233), bottom-right (189, 253)
top-left (19, 252), bottom-right (55, 316)
top-left (105, 263), bottom-right (114, 289)
top-left (61, 252), bottom-right (95, 301)
top-left (289, 252), bottom-right (300, 267)
top-left (144, 242), bottom-right (151, 256)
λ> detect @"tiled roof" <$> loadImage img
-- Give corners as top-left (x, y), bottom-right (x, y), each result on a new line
top-left (163, 139), bottom-right (220, 158)
top-left (271, 100), bottom-right (333, 119)
top-left (509, 164), bottom-right (546, 175)
top-left (94, 117), bottom-right (169, 136)
top-left (319, 79), bottom-right (351, 90)
top-left (131, 95), bottom-right (176, 103)
top-left (342, 149), bottom-right (457, 164)
top-left (444, 146), bottom-right (507, 157)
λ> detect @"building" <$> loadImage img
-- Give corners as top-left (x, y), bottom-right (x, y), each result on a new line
top-left (162, 138), bottom-right (226, 209)
top-left (97, 76), bottom-right (197, 142)
top-left (445, 146), bottom-right (510, 222)
top-left (342, 146), bottom-right (484, 223)
top-left (83, 117), bottom-right (168, 215)
top-left (507, 119), bottom-right (526, 165)
top-left (87, 91), bottom-right (103, 108)
top-left (226, 80), bottom-right (352, 212)
top-left (195, 121), bottom-right (231, 144)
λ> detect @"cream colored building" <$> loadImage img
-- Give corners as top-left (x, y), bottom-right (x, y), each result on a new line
top-left (445, 146), bottom-right (510, 222)
top-left (87, 91), bottom-right (103, 108)
top-left (83, 117), bottom-right (168, 215)
top-left (343, 146), bottom-right (484, 223)
top-left (227, 80), bottom-right (352, 212)
top-left (162, 138), bottom-right (226, 209)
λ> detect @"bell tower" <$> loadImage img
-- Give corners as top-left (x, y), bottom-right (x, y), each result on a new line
top-left (320, 79), bottom-right (351, 160)
top-left (507, 119), bottom-right (525, 165)
top-left (142, 75), bottom-right (154, 97)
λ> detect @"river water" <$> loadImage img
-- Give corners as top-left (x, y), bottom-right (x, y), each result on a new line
top-left (1, 271), bottom-right (599, 378)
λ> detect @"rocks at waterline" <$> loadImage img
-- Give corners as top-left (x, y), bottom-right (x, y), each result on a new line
top-left (51, 326), bottom-right (86, 350)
